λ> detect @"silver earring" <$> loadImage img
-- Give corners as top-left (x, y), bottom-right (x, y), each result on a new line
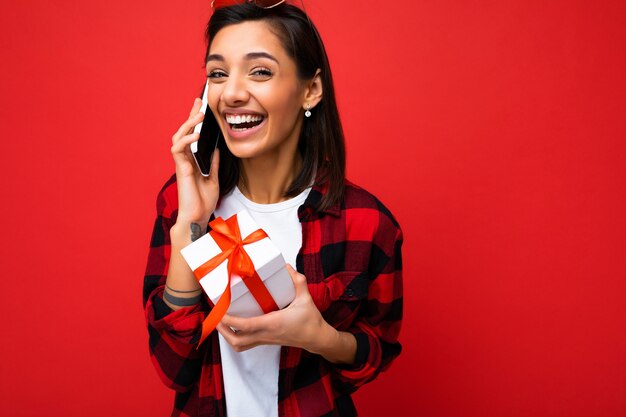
top-left (305, 104), bottom-right (312, 118)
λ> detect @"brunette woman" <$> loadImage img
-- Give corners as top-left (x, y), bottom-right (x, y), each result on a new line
top-left (143, 3), bottom-right (403, 416)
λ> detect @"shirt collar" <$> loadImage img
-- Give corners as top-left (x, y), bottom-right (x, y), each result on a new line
top-left (302, 181), bottom-right (342, 217)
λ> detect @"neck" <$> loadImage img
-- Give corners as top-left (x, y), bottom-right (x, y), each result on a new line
top-left (238, 148), bottom-right (303, 204)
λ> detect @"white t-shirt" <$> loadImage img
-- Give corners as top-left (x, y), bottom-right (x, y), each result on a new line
top-left (213, 185), bottom-right (311, 417)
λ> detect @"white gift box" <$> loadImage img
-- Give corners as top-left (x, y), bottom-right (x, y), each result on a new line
top-left (180, 210), bottom-right (295, 318)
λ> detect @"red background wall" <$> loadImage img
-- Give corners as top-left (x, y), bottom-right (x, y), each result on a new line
top-left (1, 0), bottom-right (625, 416)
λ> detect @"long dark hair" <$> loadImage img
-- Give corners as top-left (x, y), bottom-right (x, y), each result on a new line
top-left (205, 3), bottom-right (345, 211)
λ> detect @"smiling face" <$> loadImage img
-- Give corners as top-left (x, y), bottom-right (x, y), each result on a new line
top-left (205, 20), bottom-right (308, 161)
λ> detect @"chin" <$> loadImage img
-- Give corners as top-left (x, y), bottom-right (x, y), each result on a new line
top-left (223, 140), bottom-right (264, 160)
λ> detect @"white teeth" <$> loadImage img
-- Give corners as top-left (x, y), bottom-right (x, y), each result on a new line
top-left (225, 114), bottom-right (264, 124)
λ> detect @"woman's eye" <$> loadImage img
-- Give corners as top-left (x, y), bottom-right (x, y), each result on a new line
top-left (207, 70), bottom-right (227, 79)
top-left (251, 68), bottom-right (272, 77)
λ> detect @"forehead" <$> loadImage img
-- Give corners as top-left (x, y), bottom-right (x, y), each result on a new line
top-left (209, 20), bottom-right (288, 59)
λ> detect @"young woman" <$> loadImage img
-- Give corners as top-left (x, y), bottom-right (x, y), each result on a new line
top-left (143, 2), bottom-right (403, 416)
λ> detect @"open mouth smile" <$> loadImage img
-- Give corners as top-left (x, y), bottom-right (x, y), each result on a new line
top-left (225, 114), bottom-right (265, 132)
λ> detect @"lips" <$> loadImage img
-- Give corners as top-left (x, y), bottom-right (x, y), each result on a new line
top-left (225, 113), bottom-right (265, 131)
top-left (222, 111), bottom-right (267, 138)
top-left (224, 112), bottom-right (265, 131)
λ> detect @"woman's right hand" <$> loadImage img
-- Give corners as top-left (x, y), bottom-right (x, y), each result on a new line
top-left (170, 98), bottom-right (220, 227)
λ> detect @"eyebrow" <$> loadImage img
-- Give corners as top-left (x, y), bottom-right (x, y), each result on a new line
top-left (206, 52), bottom-right (279, 64)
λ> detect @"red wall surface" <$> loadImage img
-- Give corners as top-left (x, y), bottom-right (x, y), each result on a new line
top-left (1, 1), bottom-right (625, 416)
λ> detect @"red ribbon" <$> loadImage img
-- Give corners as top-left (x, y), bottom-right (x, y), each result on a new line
top-left (193, 214), bottom-right (279, 346)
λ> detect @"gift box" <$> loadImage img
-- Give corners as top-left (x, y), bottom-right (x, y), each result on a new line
top-left (180, 210), bottom-right (295, 343)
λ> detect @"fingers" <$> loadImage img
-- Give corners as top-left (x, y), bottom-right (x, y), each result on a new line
top-left (172, 98), bottom-right (205, 147)
top-left (285, 263), bottom-right (300, 280)
top-left (217, 322), bottom-right (260, 353)
top-left (216, 322), bottom-right (244, 350)
top-left (172, 110), bottom-right (204, 145)
top-left (189, 97), bottom-right (203, 118)
top-left (286, 264), bottom-right (308, 297)
top-left (171, 131), bottom-right (200, 157)
top-left (216, 322), bottom-right (237, 337)
top-left (170, 100), bottom-right (207, 156)
top-left (221, 313), bottom-right (268, 333)
top-left (220, 314), bottom-right (244, 331)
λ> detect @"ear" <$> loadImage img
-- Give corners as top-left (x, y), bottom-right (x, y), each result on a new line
top-left (303, 69), bottom-right (323, 110)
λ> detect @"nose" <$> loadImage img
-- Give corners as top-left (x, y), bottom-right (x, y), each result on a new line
top-left (221, 73), bottom-right (250, 106)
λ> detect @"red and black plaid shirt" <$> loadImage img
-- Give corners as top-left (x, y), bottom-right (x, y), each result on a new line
top-left (143, 175), bottom-right (403, 417)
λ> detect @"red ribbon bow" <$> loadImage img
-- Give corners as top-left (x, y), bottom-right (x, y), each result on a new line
top-left (193, 214), bottom-right (279, 346)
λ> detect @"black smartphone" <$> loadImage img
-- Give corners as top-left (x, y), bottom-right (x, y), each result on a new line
top-left (191, 80), bottom-right (220, 177)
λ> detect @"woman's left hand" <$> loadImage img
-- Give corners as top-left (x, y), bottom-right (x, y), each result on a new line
top-left (217, 265), bottom-right (336, 355)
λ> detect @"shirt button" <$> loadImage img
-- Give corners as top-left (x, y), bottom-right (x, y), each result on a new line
top-left (345, 287), bottom-right (355, 297)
